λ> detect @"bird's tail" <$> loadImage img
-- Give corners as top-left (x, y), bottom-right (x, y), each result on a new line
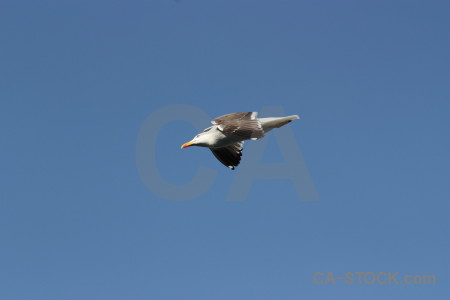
top-left (259, 115), bottom-right (300, 132)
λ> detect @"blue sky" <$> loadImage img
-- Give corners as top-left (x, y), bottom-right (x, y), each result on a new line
top-left (1, 1), bottom-right (449, 299)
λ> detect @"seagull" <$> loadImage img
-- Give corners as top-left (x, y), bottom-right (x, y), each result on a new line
top-left (181, 112), bottom-right (300, 170)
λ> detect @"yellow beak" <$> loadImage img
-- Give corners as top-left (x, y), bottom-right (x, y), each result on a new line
top-left (181, 141), bottom-right (195, 149)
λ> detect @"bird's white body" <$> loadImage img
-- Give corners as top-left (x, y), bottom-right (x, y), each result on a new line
top-left (205, 128), bottom-right (240, 148)
top-left (181, 112), bottom-right (299, 169)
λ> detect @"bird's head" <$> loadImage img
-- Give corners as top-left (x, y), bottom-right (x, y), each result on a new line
top-left (181, 132), bottom-right (211, 149)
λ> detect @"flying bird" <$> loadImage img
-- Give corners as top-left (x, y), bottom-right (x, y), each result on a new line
top-left (181, 112), bottom-right (300, 170)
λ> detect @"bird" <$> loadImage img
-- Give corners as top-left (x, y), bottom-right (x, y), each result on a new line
top-left (181, 112), bottom-right (300, 170)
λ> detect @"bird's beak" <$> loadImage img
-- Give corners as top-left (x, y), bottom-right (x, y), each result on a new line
top-left (181, 141), bottom-right (195, 149)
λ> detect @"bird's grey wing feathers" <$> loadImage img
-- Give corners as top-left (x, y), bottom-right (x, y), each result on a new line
top-left (212, 112), bottom-right (257, 123)
top-left (212, 112), bottom-right (264, 140)
top-left (210, 142), bottom-right (244, 170)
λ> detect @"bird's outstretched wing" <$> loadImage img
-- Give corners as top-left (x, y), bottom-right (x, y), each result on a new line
top-left (211, 112), bottom-right (264, 140)
top-left (210, 142), bottom-right (244, 170)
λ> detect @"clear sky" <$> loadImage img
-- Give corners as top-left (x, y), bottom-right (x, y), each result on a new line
top-left (1, 1), bottom-right (449, 299)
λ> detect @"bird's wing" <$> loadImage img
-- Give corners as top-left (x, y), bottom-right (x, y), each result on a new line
top-left (211, 112), bottom-right (264, 140)
top-left (212, 112), bottom-right (257, 122)
top-left (210, 142), bottom-right (244, 170)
